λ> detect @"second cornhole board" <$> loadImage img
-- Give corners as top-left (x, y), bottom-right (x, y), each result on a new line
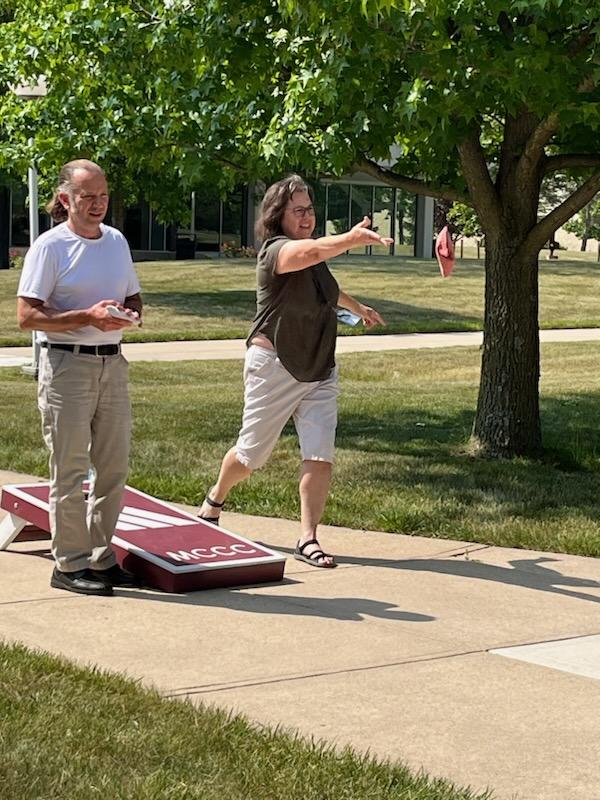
top-left (0, 483), bottom-right (286, 592)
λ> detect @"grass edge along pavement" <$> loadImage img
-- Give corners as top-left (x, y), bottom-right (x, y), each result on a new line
top-left (0, 641), bottom-right (493, 800)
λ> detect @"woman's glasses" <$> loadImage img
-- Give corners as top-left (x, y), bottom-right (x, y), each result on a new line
top-left (290, 205), bottom-right (316, 218)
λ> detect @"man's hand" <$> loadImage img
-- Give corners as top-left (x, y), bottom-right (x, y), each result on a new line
top-left (87, 300), bottom-right (136, 331)
top-left (348, 217), bottom-right (394, 249)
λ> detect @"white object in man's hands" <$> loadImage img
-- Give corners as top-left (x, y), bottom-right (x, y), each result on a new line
top-left (336, 308), bottom-right (362, 326)
top-left (106, 305), bottom-right (140, 326)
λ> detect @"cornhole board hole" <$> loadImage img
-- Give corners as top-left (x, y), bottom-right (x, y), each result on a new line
top-left (0, 483), bottom-right (286, 592)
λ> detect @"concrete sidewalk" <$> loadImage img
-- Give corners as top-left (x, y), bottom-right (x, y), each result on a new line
top-left (1, 468), bottom-right (599, 800)
top-left (3, 326), bottom-right (600, 366)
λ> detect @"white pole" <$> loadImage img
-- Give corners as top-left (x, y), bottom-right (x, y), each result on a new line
top-left (22, 137), bottom-right (40, 377)
top-left (28, 138), bottom-right (39, 241)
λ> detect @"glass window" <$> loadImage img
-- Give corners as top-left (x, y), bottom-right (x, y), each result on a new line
top-left (372, 187), bottom-right (394, 255)
top-left (350, 184), bottom-right (374, 255)
top-left (350, 184), bottom-right (373, 227)
top-left (311, 181), bottom-right (326, 237)
top-left (150, 211), bottom-right (166, 251)
top-left (326, 184), bottom-right (349, 236)
top-left (194, 186), bottom-right (220, 251)
top-left (222, 187), bottom-right (243, 249)
top-left (10, 183), bottom-right (51, 246)
top-left (395, 190), bottom-right (416, 255)
top-left (124, 203), bottom-right (145, 250)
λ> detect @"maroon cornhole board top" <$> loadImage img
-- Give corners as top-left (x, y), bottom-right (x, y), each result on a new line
top-left (1, 483), bottom-right (285, 592)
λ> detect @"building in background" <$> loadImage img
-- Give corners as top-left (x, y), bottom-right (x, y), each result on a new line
top-left (4, 174), bottom-right (436, 261)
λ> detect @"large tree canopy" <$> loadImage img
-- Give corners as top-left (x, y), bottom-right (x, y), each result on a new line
top-left (1, 0), bottom-right (599, 456)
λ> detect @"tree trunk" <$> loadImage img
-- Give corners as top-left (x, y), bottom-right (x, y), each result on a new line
top-left (581, 203), bottom-right (593, 251)
top-left (471, 234), bottom-right (542, 458)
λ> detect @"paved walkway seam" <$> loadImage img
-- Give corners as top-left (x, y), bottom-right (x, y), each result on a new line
top-left (167, 626), bottom-right (600, 699)
top-left (165, 647), bottom-right (487, 697)
top-left (0, 596), bottom-right (82, 608)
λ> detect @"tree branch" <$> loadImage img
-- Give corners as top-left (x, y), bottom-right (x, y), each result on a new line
top-left (520, 113), bottom-right (560, 166)
top-left (356, 156), bottom-right (470, 205)
top-left (215, 155), bottom-right (244, 171)
top-left (456, 131), bottom-right (500, 230)
top-left (544, 154), bottom-right (600, 174)
top-left (517, 66), bottom-right (598, 179)
top-left (568, 28), bottom-right (596, 58)
top-left (131, 1), bottom-right (162, 23)
top-left (523, 170), bottom-right (600, 254)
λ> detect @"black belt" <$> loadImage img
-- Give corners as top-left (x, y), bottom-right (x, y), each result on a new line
top-left (41, 342), bottom-right (121, 356)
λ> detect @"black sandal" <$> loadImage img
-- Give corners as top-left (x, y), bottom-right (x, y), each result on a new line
top-left (198, 490), bottom-right (225, 526)
top-left (294, 538), bottom-right (337, 568)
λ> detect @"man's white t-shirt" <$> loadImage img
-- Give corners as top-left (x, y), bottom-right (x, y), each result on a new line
top-left (17, 222), bottom-right (141, 345)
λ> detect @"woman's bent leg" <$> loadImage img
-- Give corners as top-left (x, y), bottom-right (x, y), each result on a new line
top-left (198, 447), bottom-right (252, 520)
top-left (200, 346), bottom-right (307, 521)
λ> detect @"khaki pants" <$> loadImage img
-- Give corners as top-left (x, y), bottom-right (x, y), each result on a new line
top-left (38, 347), bottom-right (132, 573)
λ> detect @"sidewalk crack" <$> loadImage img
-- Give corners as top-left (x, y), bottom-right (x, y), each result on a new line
top-left (165, 648), bottom-right (485, 698)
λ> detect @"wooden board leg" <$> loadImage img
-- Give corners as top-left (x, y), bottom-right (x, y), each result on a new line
top-left (0, 513), bottom-right (28, 550)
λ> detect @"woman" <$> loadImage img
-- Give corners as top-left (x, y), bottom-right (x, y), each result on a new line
top-left (198, 175), bottom-right (390, 567)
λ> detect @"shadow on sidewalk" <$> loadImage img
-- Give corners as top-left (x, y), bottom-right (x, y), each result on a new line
top-left (13, 546), bottom-right (434, 622)
top-left (121, 586), bottom-right (437, 623)
top-left (311, 550), bottom-right (600, 605)
top-left (15, 545), bottom-right (600, 609)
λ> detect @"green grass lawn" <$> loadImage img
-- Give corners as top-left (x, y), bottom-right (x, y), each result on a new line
top-left (3, 341), bottom-right (600, 557)
top-left (0, 642), bottom-right (490, 800)
top-left (1, 251), bottom-right (599, 345)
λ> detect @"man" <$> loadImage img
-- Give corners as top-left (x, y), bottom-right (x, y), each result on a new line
top-left (17, 159), bottom-right (143, 596)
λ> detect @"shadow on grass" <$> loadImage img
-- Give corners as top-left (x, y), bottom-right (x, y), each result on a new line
top-left (336, 390), bottom-right (600, 467)
top-left (539, 260), bottom-right (600, 277)
top-left (340, 296), bottom-right (482, 331)
top-left (334, 256), bottom-right (484, 277)
top-left (332, 391), bottom-right (600, 524)
top-left (142, 289), bottom-right (482, 331)
top-left (335, 407), bottom-right (474, 454)
top-left (142, 290), bottom-right (256, 318)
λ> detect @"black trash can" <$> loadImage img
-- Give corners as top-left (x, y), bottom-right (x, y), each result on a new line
top-left (175, 235), bottom-right (196, 260)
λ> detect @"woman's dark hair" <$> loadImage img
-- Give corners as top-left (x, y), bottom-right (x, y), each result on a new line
top-left (45, 159), bottom-right (105, 222)
top-left (255, 174), bottom-right (314, 242)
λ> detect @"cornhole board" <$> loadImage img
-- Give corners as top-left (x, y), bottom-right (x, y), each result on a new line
top-left (0, 483), bottom-right (286, 592)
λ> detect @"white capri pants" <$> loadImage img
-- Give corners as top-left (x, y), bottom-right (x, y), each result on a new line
top-left (235, 345), bottom-right (339, 470)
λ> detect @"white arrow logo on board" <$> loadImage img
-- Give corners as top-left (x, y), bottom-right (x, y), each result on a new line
top-left (116, 506), bottom-right (191, 532)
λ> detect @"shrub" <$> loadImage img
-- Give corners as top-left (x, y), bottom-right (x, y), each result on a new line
top-left (220, 241), bottom-right (257, 258)
top-left (9, 248), bottom-right (24, 269)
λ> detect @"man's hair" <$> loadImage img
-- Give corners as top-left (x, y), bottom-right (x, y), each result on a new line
top-left (255, 174), bottom-right (313, 242)
top-left (45, 159), bottom-right (106, 222)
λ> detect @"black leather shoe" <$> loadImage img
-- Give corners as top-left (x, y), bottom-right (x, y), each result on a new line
top-left (51, 567), bottom-right (113, 596)
top-left (90, 564), bottom-right (140, 588)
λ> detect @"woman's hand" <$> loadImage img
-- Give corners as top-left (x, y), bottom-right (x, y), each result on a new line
top-left (337, 290), bottom-right (386, 329)
top-left (348, 217), bottom-right (394, 248)
top-left (359, 304), bottom-right (386, 328)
